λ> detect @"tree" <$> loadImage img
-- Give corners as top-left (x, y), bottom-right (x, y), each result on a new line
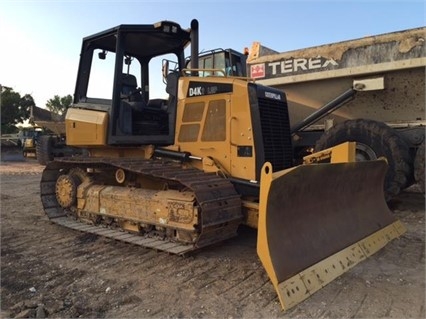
top-left (46, 94), bottom-right (73, 115)
top-left (0, 87), bottom-right (34, 134)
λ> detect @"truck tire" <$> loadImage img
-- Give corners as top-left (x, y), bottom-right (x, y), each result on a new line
top-left (414, 140), bottom-right (425, 193)
top-left (36, 135), bottom-right (54, 165)
top-left (315, 119), bottom-right (412, 200)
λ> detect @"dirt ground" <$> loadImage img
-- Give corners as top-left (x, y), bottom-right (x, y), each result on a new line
top-left (1, 151), bottom-right (425, 318)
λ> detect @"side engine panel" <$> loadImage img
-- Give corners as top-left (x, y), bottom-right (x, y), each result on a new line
top-left (66, 108), bottom-right (109, 146)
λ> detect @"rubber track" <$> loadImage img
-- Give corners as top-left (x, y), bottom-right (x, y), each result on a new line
top-left (40, 157), bottom-right (242, 255)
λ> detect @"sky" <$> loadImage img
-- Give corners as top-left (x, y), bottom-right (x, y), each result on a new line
top-left (0, 0), bottom-right (425, 109)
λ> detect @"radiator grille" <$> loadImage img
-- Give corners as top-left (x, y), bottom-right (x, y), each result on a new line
top-left (257, 97), bottom-right (293, 171)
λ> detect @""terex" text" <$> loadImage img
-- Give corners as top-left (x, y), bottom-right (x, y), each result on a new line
top-left (268, 57), bottom-right (338, 75)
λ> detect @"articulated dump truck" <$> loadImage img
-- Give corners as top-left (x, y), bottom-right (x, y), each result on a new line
top-left (40, 19), bottom-right (406, 310)
top-left (247, 27), bottom-right (426, 199)
top-left (30, 105), bottom-right (81, 165)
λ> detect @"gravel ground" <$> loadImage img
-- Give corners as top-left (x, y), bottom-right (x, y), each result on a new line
top-left (1, 154), bottom-right (424, 318)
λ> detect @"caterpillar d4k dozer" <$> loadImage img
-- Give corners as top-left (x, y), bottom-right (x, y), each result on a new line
top-left (40, 19), bottom-right (406, 311)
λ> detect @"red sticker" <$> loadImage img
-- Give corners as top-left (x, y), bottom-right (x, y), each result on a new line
top-left (250, 63), bottom-right (265, 79)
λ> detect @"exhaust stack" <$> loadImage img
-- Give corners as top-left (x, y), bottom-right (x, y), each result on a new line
top-left (190, 19), bottom-right (199, 75)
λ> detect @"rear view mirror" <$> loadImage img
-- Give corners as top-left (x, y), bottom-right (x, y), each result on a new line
top-left (162, 59), bottom-right (169, 81)
top-left (98, 50), bottom-right (107, 60)
top-left (124, 56), bottom-right (132, 65)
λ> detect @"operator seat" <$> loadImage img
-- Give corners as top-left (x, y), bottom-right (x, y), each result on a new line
top-left (121, 73), bottom-right (142, 102)
top-left (119, 73), bottom-right (146, 134)
top-left (121, 73), bottom-right (148, 111)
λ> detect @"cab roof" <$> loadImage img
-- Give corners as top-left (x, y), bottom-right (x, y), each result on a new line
top-left (82, 20), bottom-right (192, 58)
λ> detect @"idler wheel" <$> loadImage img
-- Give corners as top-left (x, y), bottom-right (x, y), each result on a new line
top-left (55, 174), bottom-right (79, 208)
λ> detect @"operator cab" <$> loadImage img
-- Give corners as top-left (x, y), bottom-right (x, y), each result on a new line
top-left (72, 20), bottom-right (195, 146)
top-left (185, 48), bottom-right (247, 77)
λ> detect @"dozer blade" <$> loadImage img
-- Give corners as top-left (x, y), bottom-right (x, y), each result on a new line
top-left (257, 160), bottom-right (406, 311)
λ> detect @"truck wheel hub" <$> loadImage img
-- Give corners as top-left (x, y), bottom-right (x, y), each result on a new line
top-left (355, 143), bottom-right (377, 161)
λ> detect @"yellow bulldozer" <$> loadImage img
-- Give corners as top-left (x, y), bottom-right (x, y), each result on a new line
top-left (40, 19), bottom-right (405, 310)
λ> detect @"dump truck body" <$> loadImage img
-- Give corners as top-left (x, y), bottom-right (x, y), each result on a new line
top-left (30, 105), bottom-right (66, 136)
top-left (247, 27), bottom-right (426, 196)
top-left (247, 27), bottom-right (425, 129)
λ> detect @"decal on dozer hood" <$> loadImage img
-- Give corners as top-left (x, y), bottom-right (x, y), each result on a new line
top-left (256, 85), bottom-right (285, 101)
top-left (187, 81), bottom-right (233, 97)
top-left (264, 91), bottom-right (283, 100)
